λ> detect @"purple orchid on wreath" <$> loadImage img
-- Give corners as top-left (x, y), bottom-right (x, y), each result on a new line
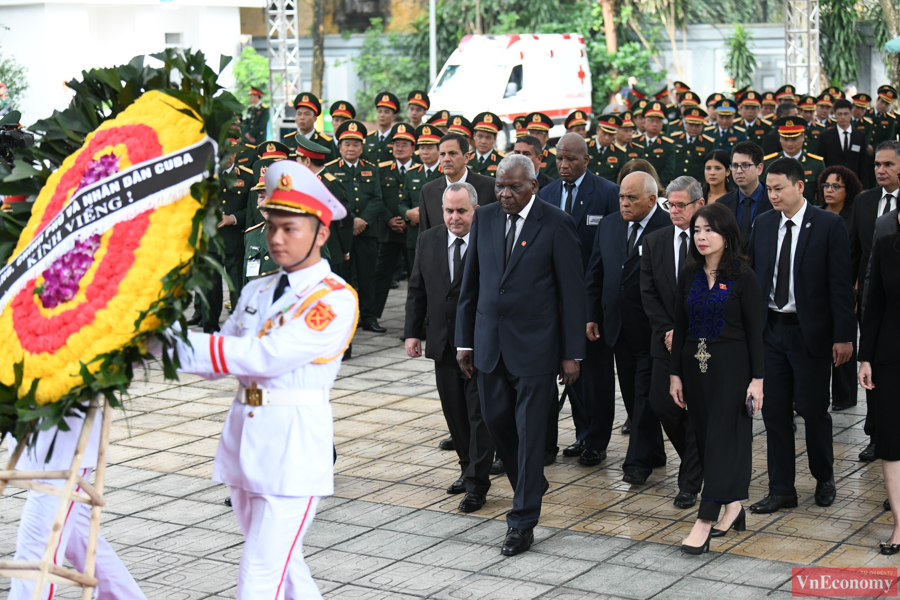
top-left (36, 153), bottom-right (120, 309)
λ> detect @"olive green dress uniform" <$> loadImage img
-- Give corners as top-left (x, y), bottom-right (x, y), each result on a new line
top-left (469, 150), bottom-right (504, 177)
top-left (764, 151), bottom-right (825, 205)
top-left (588, 115), bottom-right (627, 182)
top-left (318, 169), bottom-right (352, 278)
top-left (242, 222), bottom-right (276, 285)
top-left (671, 131), bottom-right (715, 183)
top-left (525, 112), bottom-right (558, 179)
top-left (634, 133), bottom-right (676, 187)
top-left (220, 163), bottom-right (253, 304)
top-left (244, 142), bottom-right (291, 230)
top-left (365, 92), bottom-right (401, 165)
top-left (372, 153), bottom-right (412, 320)
top-left (242, 87), bottom-right (269, 144)
top-left (399, 124), bottom-right (443, 275)
top-left (740, 119), bottom-right (771, 147)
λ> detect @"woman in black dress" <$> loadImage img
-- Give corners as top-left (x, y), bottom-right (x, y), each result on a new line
top-left (858, 233), bottom-right (900, 555)
top-left (670, 203), bottom-right (765, 554)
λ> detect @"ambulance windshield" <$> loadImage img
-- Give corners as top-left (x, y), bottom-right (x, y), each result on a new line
top-left (433, 63), bottom-right (508, 95)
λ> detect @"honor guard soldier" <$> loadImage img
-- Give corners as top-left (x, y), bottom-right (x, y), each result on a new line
top-left (635, 101), bottom-right (676, 186)
top-left (399, 124), bottom-right (443, 274)
top-left (775, 84), bottom-right (797, 105)
top-left (243, 164), bottom-right (278, 285)
top-left (739, 91), bottom-right (771, 146)
top-left (763, 116), bottom-right (825, 205)
top-left (371, 122), bottom-right (416, 327)
top-left (448, 114), bottom-right (474, 145)
top-left (666, 91), bottom-right (702, 135)
top-left (707, 98), bottom-right (747, 153)
top-left (284, 92), bottom-right (334, 164)
top-left (427, 109), bottom-right (451, 134)
top-left (851, 93), bottom-right (874, 154)
top-left (328, 100), bottom-right (356, 158)
top-left (565, 109), bottom-right (590, 138)
top-left (671, 107), bottom-right (714, 182)
top-left (407, 90), bottom-right (430, 128)
top-left (469, 111), bottom-right (505, 176)
top-left (526, 111), bottom-right (559, 178)
top-left (760, 91), bottom-right (778, 119)
top-left (245, 141), bottom-right (291, 231)
top-left (588, 114), bottom-right (628, 182)
top-left (242, 86), bottom-right (269, 145)
top-left (705, 93), bottom-right (725, 125)
top-left (366, 91), bottom-right (400, 164)
top-left (617, 112), bottom-right (645, 161)
top-left (322, 119), bottom-right (385, 332)
top-left (168, 159), bottom-right (358, 600)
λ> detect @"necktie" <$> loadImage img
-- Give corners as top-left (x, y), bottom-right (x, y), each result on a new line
top-left (600, 147), bottom-right (606, 156)
top-left (843, 131), bottom-right (849, 153)
top-left (452, 238), bottom-right (464, 284)
top-left (400, 165), bottom-right (406, 176)
top-left (478, 156), bottom-right (485, 165)
top-left (564, 183), bottom-right (575, 214)
top-left (774, 221), bottom-right (794, 309)
top-left (627, 222), bottom-right (641, 254)
top-left (424, 168), bottom-right (431, 178)
top-left (884, 194), bottom-right (894, 216)
top-left (679, 231), bottom-right (688, 273)
top-left (740, 194), bottom-right (753, 241)
top-left (272, 273), bottom-right (290, 304)
top-left (505, 214), bottom-right (520, 265)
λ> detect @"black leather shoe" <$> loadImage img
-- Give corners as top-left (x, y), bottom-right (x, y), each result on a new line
top-left (446, 477), bottom-right (466, 495)
top-left (343, 345), bottom-right (352, 360)
top-left (438, 437), bottom-right (455, 451)
top-left (490, 457), bottom-right (505, 475)
top-left (673, 492), bottom-right (697, 509)
top-left (792, 414), bottom-right (797, 433)
top-left (815, 479), bottom-right (836, 507)
top-left (622, 469), bottom-right (647, 485)
top-left (578, 449), bottom-right (606, 466)
top-left (186, 313), bottom-right (202, 326)
top-left (501, 528), bottom-right (534, 556)
top-left (458, 492), bottom-right (486, 513)
top-left (542, 477), bottom-right (550, 496)
top-left (543, 449), bottom-right (557, 466)
top-left (563, 440), bottom-right (585, 457)
top-left (390, 280), bottom-right (399, 289)
top-left (710, 506), bottom-right (746, 537)
top-left (882, 543), bottom-right (900, 556)
top-left (224, 497), bottom-right (232, 507)
top-left (750, 494), bottom-right (799, 514)
top-left (361, 321), bottom-right (386, 333)
top-left (832, 401), bottom-right (856, 411)
top-left (885, 499), bottom-right (891, 511)
top-left (621, 417), bottom-right (632, 434)
top-left (860, 441), bottom-right (877, 462)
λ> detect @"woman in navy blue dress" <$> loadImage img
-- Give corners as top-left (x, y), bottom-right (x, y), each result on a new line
top-left (670, 203), bottom-right (765, 554)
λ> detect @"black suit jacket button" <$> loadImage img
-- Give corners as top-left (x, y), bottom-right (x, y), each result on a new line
top-left (447, 318), bottom-right (452, 323)
top-left (499, 289), bottom-right (505, 294)
top-left (446, 296), bottom-right (452, 301)
top-left (499, 315), bottom-right (504, 321)
top-left (620, 286), bottom-right (625, 290)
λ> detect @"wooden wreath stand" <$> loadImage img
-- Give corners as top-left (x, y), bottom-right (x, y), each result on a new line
top-left (0, 397), bottom-right (112, 600)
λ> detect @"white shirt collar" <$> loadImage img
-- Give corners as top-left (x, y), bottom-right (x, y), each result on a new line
top-left (780, 199), bottom-right (808, 228)
top-left (645, 135), bottom-right (658, 144)
top-left (784, 151), bottom-right (802, 160)
top-left (511, 195), bottom-right (536, 222)
top-left (396, 159), bottom-right (413, 171)
top-left (446, 167), bottom-right (469, 186)
top-left (883, 188), bottom-right (899, 199)
top-left (635, 203), bottom-right (658, 229)
top-left (447, 228), bottom-right (471, 248)
top-left (345, 160), bottom-right (359, 169)
top-left (836, 123), bottom-right (852, 136)
top-left (225, 165), bottom-right (234, 174)
top-left (476, 150), bottom-right (492, 160)
top-left (422, 162), bottom-right (439, 173)
top-left (278, 259), bottom-right (331, 298)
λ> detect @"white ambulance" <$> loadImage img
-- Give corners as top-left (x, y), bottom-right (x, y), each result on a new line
top-left (428, 33), bottom-right (592, 148)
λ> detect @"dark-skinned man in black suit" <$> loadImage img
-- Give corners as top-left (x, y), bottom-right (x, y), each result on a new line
top-left (717, 141), bottom-right (772, 249)
top-left (639, 175), bottom-right (705, 508)
top-left (850, 140), bottom-right (900, 461)
top-left (747, 157), bottom-right (855, 514)
top-left (541, 133), bottom-right (619, 467)
top-left (817, 98), bottom-right (870, 189)
top-left (405, 181), bottom-right (495, 513)
top-left (585, 171), bottom-right (672, 486)
top-left (456, 154), bottom-right (585, 556)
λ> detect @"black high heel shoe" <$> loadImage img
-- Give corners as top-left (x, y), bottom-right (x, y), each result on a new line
top-left (881, 542), bottom-right (900, 555)
top-left (681, 529), bottom-right (712, 555)
top-left (710, 506), bottom-right (746, 538)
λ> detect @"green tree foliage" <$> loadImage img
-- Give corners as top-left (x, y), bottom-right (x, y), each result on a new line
top-left (821, 0), bottom-right (864, 87)
top-left (724, 24), bottom-right (757, 89)
top-left (232, 46), bottom-right (270, 107)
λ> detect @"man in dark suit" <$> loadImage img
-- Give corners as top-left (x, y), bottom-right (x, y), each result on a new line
top-left (747, 158), bottom-right (855, 514)
top-left (405, 182), bottom-right (495, 513)
top-left (717, 141), bottom-right (772, 248)
top-left (513, 135), bottom-right (556, 190)
top-left (541, 133), bottom-right (619, 466)
top-left (418, 133), bottom-right (497, 234)
top-left (585, 171), bottom-right (672, 486)
top-left (640, 176), bottom-right (705, 507)
top-left (817, 98), bottom-right (870, 188)
top-left (456, 154), bottom-right (585, 556)
top-left (850, 140), bottom-right (900, 460)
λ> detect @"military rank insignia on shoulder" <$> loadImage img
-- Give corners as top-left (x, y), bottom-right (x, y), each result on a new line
top-left (661, 136), bottom-right (674, 143)
top-left (239, 165), bottom-right (254, 175)
top-left (764, 152), bottom-right (780, 161)
top-left (734, 125), bottom-right (746, 132)
top-left (702, 134), bottom-right (715, 143)
top-left (807, 153), bottom-right (824, 161)
top-left (283, 131), bottom-right (297, 138)
top-left (378, 160), bottom-right (394, 168)
top-left (322, 172), bottom-right (337, 182)
top-left (320, 133), bottom-right (332, 141)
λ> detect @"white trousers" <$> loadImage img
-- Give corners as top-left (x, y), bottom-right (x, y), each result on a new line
top-left (230, 487), bottom-right (321, 600)
top-left (10, 468), bottom-right (147, 600)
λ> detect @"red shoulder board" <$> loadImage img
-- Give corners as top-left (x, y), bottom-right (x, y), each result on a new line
top-left (323, 277), bottom-right (346, 291)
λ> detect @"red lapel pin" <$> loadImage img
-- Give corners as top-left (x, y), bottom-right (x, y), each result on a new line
top-left (521, 241), bottom-right (526, 246)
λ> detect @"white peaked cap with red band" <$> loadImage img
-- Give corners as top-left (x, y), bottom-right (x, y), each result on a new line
top-left (262, 160), bottom-right (347, 227)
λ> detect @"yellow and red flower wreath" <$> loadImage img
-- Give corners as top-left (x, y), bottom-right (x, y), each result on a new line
top-left (0, 90), bottom-right (206, 404)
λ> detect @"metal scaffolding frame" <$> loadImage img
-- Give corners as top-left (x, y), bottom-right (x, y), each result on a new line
top-left (784, 0), bottom-right (822, 95)
top-left (267, 0), bottom-right (302, 128)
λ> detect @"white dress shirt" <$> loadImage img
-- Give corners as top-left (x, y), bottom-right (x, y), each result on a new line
top-left (645, 135), bottom-right (658, 147)
top-left (396, 159), bottom-right (413, 173)
top-left (673, 225), bottom-right (691, 278)
top-left (877, 188), bottom-right (899, 216)
top-left (476, 150), bottom-right (492, 162)
top-left (626, 203), bottom-right (658, 248)
top-left (505, 195), bottom-right (536, 244)
top-left (446, 166), bottom-right (468, 187)
top-left (836, 124), bottom-right (853, 150)
top-left (558, 171), bottom-right (586, 212)
top-left (768, 200), bottom-right (808, 313)
top-left (447, 229), bottom-right (470, 282)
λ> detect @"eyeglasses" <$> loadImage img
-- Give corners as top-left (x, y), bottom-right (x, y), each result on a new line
top-left (821, 183), bottom-right (845, 191)
top-left (732, 163), bottom-right (759, 172)
top-left (663, 199), bottom-right (699, 211)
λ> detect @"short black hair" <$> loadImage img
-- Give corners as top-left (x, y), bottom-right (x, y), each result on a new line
top-left (877, 140), bottom-right (900, 159)
top-left (833, 98), bottom-right (853, 112)
top-left (439, 133), bottom-right (469, 154)
top-left (515, 135), bottom-right (543, 157)
top-left (732, 141), bottom-right (763, 166)
top-left (775, 102), bottom-right (797, 118)
top-left (766, 157), bottom-right (805, 184)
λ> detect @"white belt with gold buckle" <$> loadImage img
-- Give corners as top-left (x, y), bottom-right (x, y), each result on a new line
top-left (238, 386), bottom-right (329, 407)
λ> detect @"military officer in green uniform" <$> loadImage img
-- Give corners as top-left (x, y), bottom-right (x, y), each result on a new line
top-left (448, 114), bottom-right (473, 143)
top-left (851, 93), bottom-right (875, 156)
top-left (706, 98), bottom-right (747, 154)
top-left (869, 86), bottom-right (899, 175)
top-left (283, 92), bottom-right (335, 164)
top-left (513, 115), bottom-right (528, 140)
top-left (807, 93), bottom-right (835, 152)
top-left (322, 119), bottom-right (385, 331)
top-left (760, 91), bottom-right (777, 120)
top-left (328, 100), bottom-right (356, 158)
top-left (632, 99), bottom-right (650, 135)
top-left (526, 111), bottom-right (558, 178)
top-left (738, 91), bottom-right (771, 147)
top-left (616, 112), bottom-right (644, 164)
top-left (407, 90), bottom-right (430, 128)
top-left (565, 110), bottom-right (590, 138)
top-left (763, 116), bottom-right (825, 206)
top-left (426, 110), bottom-right (450, 134)
top-left (652, 85), bottom-right (680, 123)
top-left (634, 101), bottom-right (676, 187)
top-left (243, 165), bottom-right (278, 287)
top-left (400, 124), bottom-right (442, 274)
top-left (468, 111), bottom-right (504, 177)
top-left (705, 93), bottom-right (725, 126)
top-left (241, 86), bottom-right (268, 145)
top-left (775, 84), bottom-right (797, 105)
top-left (670, 107), bottom-right (714, 183)
top-left (365, 92), bottom-right (400, 165)
top-left (665, 91), bottom-right (701, 136)
top-left (244, 141), bottom-right (291, 230)
top-left (588, 114), bottom-right (628, 182)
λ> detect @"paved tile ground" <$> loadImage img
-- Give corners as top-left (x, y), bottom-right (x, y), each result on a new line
top-left (0, 282), bottom-right (894, 599)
